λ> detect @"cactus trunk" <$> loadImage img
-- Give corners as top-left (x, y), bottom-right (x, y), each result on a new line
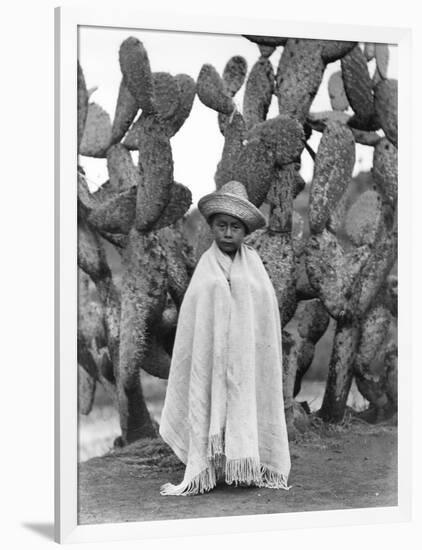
top-left (318, 319), bottom-right (360, 422)
top-left (116, 375), bottom-right (157, 443)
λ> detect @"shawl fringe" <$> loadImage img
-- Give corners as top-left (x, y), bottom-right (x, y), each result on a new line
top-left (160, 465), bottom-right (217, 496)
top-left (159, 458), bottom-right (291, 496)
top-left (160, 431), bottom-right (291, 496)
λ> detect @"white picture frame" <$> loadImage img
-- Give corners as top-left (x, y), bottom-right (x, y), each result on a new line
top-left (55, 4), bottom-right (412, 544)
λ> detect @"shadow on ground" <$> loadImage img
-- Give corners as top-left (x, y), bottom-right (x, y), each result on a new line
top-left (21, 523), bottom-right (54, 541)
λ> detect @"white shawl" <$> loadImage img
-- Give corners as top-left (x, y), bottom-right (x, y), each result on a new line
top-left (159, 241), bottom-right (291, 495)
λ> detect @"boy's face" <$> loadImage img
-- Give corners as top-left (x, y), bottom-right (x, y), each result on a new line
top-left (210, 213), bottom-right (247, 255)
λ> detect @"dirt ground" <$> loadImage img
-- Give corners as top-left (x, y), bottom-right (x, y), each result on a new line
top-left (77, 418), bottom-right (397, 525)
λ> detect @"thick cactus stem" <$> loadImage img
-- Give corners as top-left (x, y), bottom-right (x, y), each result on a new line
top-left (223, 56), bottom-right (248, 97)
top-left (234, 116), bottom-right (304, 207)
top-left (217, 56), bottom-right (246, 136)
top-left (79, 102), bottom-right (112, 158)
top-left (117, 230), bottom-right (168, 442)
top-left (345, 190), bottom-right (384, 246)
top-left (282, 330), bottom-right (314, 436)
top-left (135, 129), bottom-right (174, 231)
top-left (152, 72), bottom-right (180, 120)
top-left (215, 110), bottom-right (246, 189)
top-left (307, 110), bottom-right (350, 130)
top-left (258, 45), bottom-right (276, 58)
top-left (305, 229), bottom-right (371, 319)
top-left (149, 182), bottom-right (192, 230)
top-left (243, 35), bottom-right (288, 47)
top-left (356, 225), bottom-right (397, 317)
top-left (290, 299), bottom-right (330, 398)
top-left (256, 232), bottom-right (297, 327)
top-left (318, 320), bottom-right (360, 422)
top-left (234, 139), bottom-right (274, 206)
top-left (306, 111), bottom-right (381, 146)
top-left (374, 79), bottom-right (397, 147)
top-left (111, 79), bottom-right (139, 145)
top-left (243, 57), bottom-right (275, 129)
top-left (77, 214), bottom-right (121, 373)
top-left (107, 144), bottom-right (142, 192)
top-left (166, 74), bottom-right (196, 137)
top-left (354, 302), bottom-right (396, 422)
top-left (140, 332), bottom-right (171, 379)
top-left (87, 187), bottom-right (137, 235)
top-left (267, 165), bottom-right (295, 233)
top-left (355, 304), bottom-right (392, 376)
top-left (350, 128), bottom-right (381, 146)
top-left (276, 38), bottom-right (325, 123)
top-left (372, 138), bottom-right (397, 206)
top-left (364, 43), bottom-right (376, 61)
top-left (121, 114), bottom-right (144, 150)
top-left (197, 64), bottom-right (234, 115)
top-left (341, 45), bottom-right (378, 131)
top-left (309, 121), bottom-right (355, 233)
top-left (328, 71), bottom-right (349, 111)
top-left (77, 215), bottom-right (112, 284)
top-left (320, 41), bottom-right (356, 63)
top-left (159, 225), bottom-right (193, 308)
top-left (375, 44), bottom-right (389, 79)
top-left (78, 364), bottom-right (97, 415)
top-left (77, 171), bottom-right (99, 214)
top-left (119, 37), bottom-right (155, 113)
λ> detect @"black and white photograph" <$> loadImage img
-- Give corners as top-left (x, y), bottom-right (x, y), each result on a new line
top-left (4, 0), bottom-right (422, 547)
top-left (75, 23), bottom-right (400, 527)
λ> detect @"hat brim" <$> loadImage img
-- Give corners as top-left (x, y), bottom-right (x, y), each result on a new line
top-left (198, 192), bottom-right (267, 233)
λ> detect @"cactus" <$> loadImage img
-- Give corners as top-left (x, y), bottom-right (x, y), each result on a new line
top-left (374, 79), bottom-right (398, 147)
top-left (197, 64), bottom-right (235, 115)
top-left (222, 55), bottom-right (248, 96)
top-left (363, 42), bottom-right (376, 61)
top-left (243, 57), bottom-right (274, 129)
top-left (194, 36), bottom-right (394, 431)
top-left (79, 103), bottom-right (112, 157)
top-left (77, 37), bottom-right (195, 444)
top-left (303, 43), bottom-right (397, 422)
top-left (282, 299), bottom-right (330, 411)
top-left (344, 190), bottom-right (384, 246)
top-left (341, 45), bottom-right (379, 131)
top-left (308, 121), bottom-right (355, 233)
top-left (275, 39), bottom-right (325, 123)
top-left (110, 80), bottom-right (139, 145)
top-left (372, 138), bottom-right (397, 206)
top-left (328, 71), bottom-right (349, 112)
top-left (118, 37), bottom-right (155, 112)
top-left (375, 44), bottom-right (390, 79)
top-left (78, 36), bottom-right (397, 446)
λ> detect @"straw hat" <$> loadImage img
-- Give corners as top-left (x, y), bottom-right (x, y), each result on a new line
top-left (198, 181), bottom-right (266, 234)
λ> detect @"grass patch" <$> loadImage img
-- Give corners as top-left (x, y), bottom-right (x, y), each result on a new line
top-left (100, 436), bottom-right (185, 477)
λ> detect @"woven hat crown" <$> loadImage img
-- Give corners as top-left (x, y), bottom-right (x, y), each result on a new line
top-left (218, 180), bottom-right (249, 199)
top-left (197, 179), bottom-right (266, 233)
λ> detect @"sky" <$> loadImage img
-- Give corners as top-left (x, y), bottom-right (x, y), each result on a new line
top-left (78, 26), bottom-right (397, 208)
